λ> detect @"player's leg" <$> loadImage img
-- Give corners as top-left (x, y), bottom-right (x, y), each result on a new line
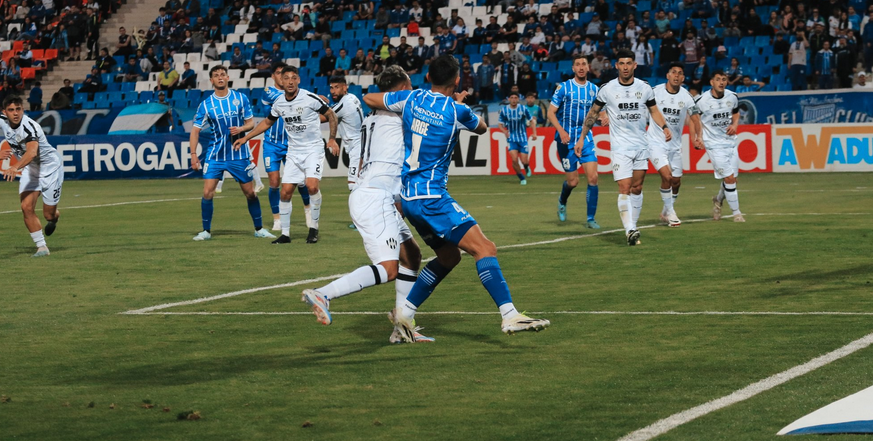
top-left (726, 148), bottom-right (743, 221)
top-left (556, 141), bottom-right (578, 221)
top-left (580, 154), bottom-right (600, 229)
top-left (613, 152), bottom-right (639, 245)
top-left (519, 151), bottom-right (531, 177)
top-left (303, 151), bottom-right (324, 243)
top-left (629, 151), bottom-right (648, 233)
top-left (264, 145), bottom-right (284, 230)
top-left (656, 164), bottom-right (674, 223)
top-left (232, 161), bottom-right (275, 238)
top-left (215, 172), bottom-right (226, 193)
top-left (723, 173), bottom-right (743, 221)
top-left (194, 160), bottom-right (221, 240)
top-left (508, 147), bottom-right (526, 184)
top-left (275, 155), bottom-right (304, 243)
top-left (389, 235), bottom-right (433, 343)
top-left (40, 167), bottom-right (63, 236)
top-left (298, 184), bottom-right (312, 228)
top-left (346, 146), bottom-right (360, 229)
top-left (20, 190), bottom-right (49, 256)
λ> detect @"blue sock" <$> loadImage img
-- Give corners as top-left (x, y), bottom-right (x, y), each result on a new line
top-left (298, 185), bottom-right (310, 205)
top-left (247, 197), bottom-right (263, 230)
top-left (406, 259), bottom-right (452, 307)
top-left (586, 184), bottom-right (599, 221)
top-left (201, 198), bottom-right (213, 232)
top-left (516, 173), bottom-right (525, 181)
top-left (476, 257), bottom-right (512, 307)
top-left (559, 181), bottom-right (573, 205)
top-left (268, 187), bottom-right (280, 215)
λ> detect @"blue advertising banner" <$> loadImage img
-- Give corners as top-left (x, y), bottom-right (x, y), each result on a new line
top-left (738, 89), bottom-right (873, 125)
top-left (27, 108), bottom-right (124, 135)
top-left (48, 134), bottom-right (200, 180)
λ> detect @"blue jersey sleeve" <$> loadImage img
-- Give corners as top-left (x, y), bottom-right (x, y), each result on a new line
top-left (241, 94), bottom-right (254, 120)
top-left (498, 107), bottom-right (507, 126)
top-left (193, 101), bottom-right (207, 129)
top-left (383, 90), bottom-right (413, 113)
top-left (550, 82), bottom-right (566, 108)
top-left (454, 103), bottom-right (480, 131)
top-left (522, 107), bottom-right (532, 122)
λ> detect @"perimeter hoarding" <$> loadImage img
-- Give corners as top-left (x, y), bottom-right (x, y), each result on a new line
top-left (772, 124), bottom-right (873, 172)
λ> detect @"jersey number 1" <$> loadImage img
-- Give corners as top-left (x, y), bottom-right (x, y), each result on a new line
top-left (406, 134), bottom-right (422, 171)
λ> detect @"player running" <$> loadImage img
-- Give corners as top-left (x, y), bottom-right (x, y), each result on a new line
top-left (262, 62), bottom-right (311, 232)
top-left (364, 55), bottom-right (550, 341)
top-left (576, 49), bottom-right (673, 246)
top-left (301, 66), bottom-right (433, 343)
top-left (648, 62), bottom-right (702, 227)
top-left (188, 65), bottom-right (275, 241)
top-left (0, 96), bottom-right (63, 257)
top-left (695, 70), bottom-right (744, 222)
top-left (548, 54), bottom-right (602, 229)
top-left (234, 65), bottom-right (339, 244)
top-left (498, 91), bottom-right (537, 185)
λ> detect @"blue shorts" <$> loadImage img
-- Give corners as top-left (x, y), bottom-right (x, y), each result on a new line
top-left (203, 159), bottom-right (253, 183)
top-left (508, 141), bottom-right (529, 154)
top-left (402, 196), bottom-right (478, 250)
top-left (556, 140), bottom-right (597, 173)
top-left (262, 140), bottom-right (287, 173)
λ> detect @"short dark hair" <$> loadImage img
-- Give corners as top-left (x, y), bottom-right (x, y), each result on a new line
top-left (711, 69), bottom-right (727, 78)
top-left (283, 65), bottom-right (299, 76)
top-left (272, 61), bottom-right (287, 73)
top-left (428, 55), bottom-right (460, 87)
top-left (3, 95), bottom-right (23, 109)
top-left (377, 65), bottom-right (409, 91)
top-left (508, 91), bottom-right (519, 97)
top-left (525, 91), bottom-right (537, 98)
top-left (615, 49), bottom-right (635, 60)
top-left (329, 75), bottom-right (347, 85)
top-left (572, 53), bottom-right (587, 63)
top-left (209, 65), bottom-right (228, 76)
top-left (668, 62), bottom-right (684, 72)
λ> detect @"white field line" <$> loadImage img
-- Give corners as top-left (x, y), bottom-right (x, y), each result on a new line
top-left (128, 311), bottom-right (873, 316)
top-left (616, 331), bottom-right (873, 441)
top-left (0, 197), bottom-right (223, 215)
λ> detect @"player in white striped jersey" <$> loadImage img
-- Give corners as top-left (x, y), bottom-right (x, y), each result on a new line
top-left (328, 76), bottom-right (364, 230)
top-left (695, 70), bottom-right (744, 222)
top-left (234, 65), bottom-right (339, 244)
top-left (0, 96), bottom-right (63, 257)
top-left (576, 49), bottom-right (673, 246)
top-left (648, 62), bottom-right (702, 227)
top-left (301, 66), bottom-right (432, 343)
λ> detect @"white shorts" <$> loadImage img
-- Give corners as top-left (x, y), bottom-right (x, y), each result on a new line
top-left (707, 148), bottom-right (738, 180)
top-left (612, 150), bottom-right (650, 181)
top-left (349, 186), bottom-right (414, 264)
top-left (282, 149), bottom-right (324, 185)
top-left (19, 165), bottom-right (64, 206)
top-left (649, 145), bottom-right (683, 177)
top-left (346, 141), bottom-right (361, 183)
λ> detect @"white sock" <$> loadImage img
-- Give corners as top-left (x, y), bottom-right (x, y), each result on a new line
top-left (499, 302), bottom-right (519, 319)
top-left (631, 192), bottom-right (643, 229)
top-left (716, 185), bottom-right (725, 204)
top-left (304, 205), bottom-right (312, 228)
top-left (319, 264), bottom-right (388, 300)
top-left (724, 182), bottom-right (740, 214)
top-left (216, 175), bottom-right (225, 190)
top-left (400, 301), bottom-right (417, 321)
top-left (660, 187), bottom-right (673, 215)
top-left (30, 230), bottom-right (46, 248)
top-left (618, 194), bottom-right (631, 233)
top-left (309, 191), bottom-right (322, 229)
top-left (279, 200), bottom-right (292, 236)
top-left (395, 265), bottom-right (417, 313)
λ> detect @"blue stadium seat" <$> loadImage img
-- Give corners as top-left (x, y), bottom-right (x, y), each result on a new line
top-left (367, 85), bottom-right (380, 93)
top-left (331, 21), bottom-right (345, 34)
top-left (110, 100), bottom-right (126, 108)
top-left (469, 54), bottom-right (483, 64)
top-left (329, 39), bottom-right (344, 51)
top-left (348, 84), bottom-right (362, 96)
top-left (755, 36), bottom-right (769, 47)
top-left (310, 40), bottom-right (323, 52)
top-left (776, 84), bottom-right (791, 91)
top-left (82, 101), bottom-right (97, 109)
top-left (139, 91), bottom-right (154, 102)
top-left (386, 28), bottom-right (400, 37)
top-left (294, 40), bottom-right (309, 52)
top-left (74, 92), bottom-right (88, 104)
top-left (105, 82), bottom-right (121, 92)
top-left (120, 82), bottom-right (135, 92)
top-left (101, 73), bottom-right (113, 84)
top-left (743, 46), bottom-right (758, 56)
top-left (723, 36), bottom-right (739, 47)
top-left (637, 0), bottom-right (651, 11)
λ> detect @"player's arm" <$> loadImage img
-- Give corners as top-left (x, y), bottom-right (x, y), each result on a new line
top-left (528, 113), bottom-right (538, 140)
top-left (688, 113), bottom-right (704, 149)
top-left (647, 104), bottom-right (673, 142)
top-left (322, 106), bottom-right (340, 156)
top-left (229, 117), bottom-right (255, 136)
top-left (573, 101), bottom-right (603, 156)
top-left (726, 106), bottom-right (740, 136)
top-left (598, 110), bottom-right (609, 126)
top-left (547, 103), bottom-right (570, 144)
top-left (189, 126), bottom-right (203, 170)
top-left (363, 92), bottom-right (387, 110)
top-left (2, 140), bottom-right (37, 181)
top-left (233, 117), bottom-right (275, 149)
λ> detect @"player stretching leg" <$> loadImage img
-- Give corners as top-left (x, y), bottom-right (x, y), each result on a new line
top-left (0, 96), bottom-right (63, 257)
top-left (498, 91), bottom-right (537, 185)
top-left (301, 67), bottom-right (433, 343)
top-left (235, 65), bottom-right (339, 244)
top-left (188, 66), bottom-right (275, 241)
top-left (548, 54), bottom-right (601, 228)
top-left (262, 62), bottom-right (311, 232)
top-left (365, 55), bottom-right (550, 341)
top-left (328, 76), bottom-right (364, 229)
top-left (577, 50), bottom-right (673, 246)
top-left (648, 62), bottom-right (702, 227)
top-left (695, 70), bottom-right (744, 222)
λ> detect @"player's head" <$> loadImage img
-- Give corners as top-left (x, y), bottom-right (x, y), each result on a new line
top-left (508, 90), bottom-right (519, 106)
top-left (571, 54), bottom-right (589, 81)
top-left (208, 65), bottom-right (229, 91)
top-left (329, 75), bottom-right (348, 101)
top-left (2, 95), bottom-right (24, 126)
top-left (666, 62), bottom-right (685, 88)
top-left (614, 49), bottom-right (636, 82)
top-left (427, 55), bottom-right (460, 90)
top-left (376, 65), bottom-right (411, 92)
top-left (271, 62), bottom-right (287, 88)
top-left (525, 91), bottom-right (537, 105)
top-left (281, 65), bottom-right (301, 95)
top-left (710, 70), bottom-right (728, 94)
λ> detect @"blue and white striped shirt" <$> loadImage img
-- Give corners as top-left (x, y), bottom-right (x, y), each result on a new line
top-left (498, 104), bottom-right (533, 143)
top-left (194, 89), bottom-right (254, 162)
top-left (550, 78), bottom-right (598, 147)
top-left (261, 86), bottom-right (288, 146)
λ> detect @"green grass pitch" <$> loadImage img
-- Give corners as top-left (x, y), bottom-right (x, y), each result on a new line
top-left (1, 172), bottom-right (872, 440)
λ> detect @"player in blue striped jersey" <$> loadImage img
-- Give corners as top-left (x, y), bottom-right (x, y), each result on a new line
top-left (262, 62), bottom-right (311, 232)
top-left (548, 54), bottom-right (602, 229)
top-left (498, 91), bottom-right (537, 185)
top-left (364, 56), bottom-right (550, 340)
top-left (188, 65), bottom-right (275, 241)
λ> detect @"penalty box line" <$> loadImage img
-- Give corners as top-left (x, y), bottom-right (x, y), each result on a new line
top-left (0, 197), bottom-right (225, 215)
top-left (129, 311), bottom-right (873, 316)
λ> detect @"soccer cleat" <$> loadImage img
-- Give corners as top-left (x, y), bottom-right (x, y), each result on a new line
top-left (667, 212), bottom-right (681, 227)
top-left (525, 167), bottom-right (531, 177)
top-left (252, 178), bottom-right (265, 193)
top-left (520, 179), bottom-right (527, 185)
top-left (32, 247), bottom-right (50, 257)
top-left (254, 228), bottom-right (276, 238)
top-left (659, 212), bottom-right (669, 225)
top-left (733, 213), bottom-right (746, 222)
top-left (626, 229), bottom-right (640, 246)
top-left (501, 313), bottom-right (550, 334)
top-left (586, 220), bottom-right (601, 229)
top-left (348, 223), bottom-right (357, 230)
top-left (391, 311), bottom-right (418, 343)
top-left (271, 219), bottom-right (282, 231)
top-left (712, 196), bottom-right (722, 220)
top-left (271, 235), bottom-right (291, 244)
top-left (45, 221), bottom-right (57, 236)
top-left (387, 310), bottom-right (434, 343)
top-left (301, 289), bottom-right (332, 325)
top-left (557, 201), bottom-right (567, 222)
top-left (193, 230), bottom-right (212, 241)
top-left (215, 181), bottom-right (223, 194)
top-left (306, 228), bottom-right (319, 243)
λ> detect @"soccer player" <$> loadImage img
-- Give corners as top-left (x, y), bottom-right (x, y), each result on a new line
top-left (328, 75), bottom-right (364, 229)
top-left (0, 96), bottom-right (63, 257)
top-left (576, 49), bottom-right (673, 246)
top-left (189, 65), bottom-right (275, 241)
top-left (648, 62), bottom-right (702, 227)
top-left (364, 55), bottom-right (550, 342)
top-left (695, 70), bottom-right (744, 222)
top-left (548, 54), bottom-right (601, 229)
top-left (233, 65), bottom-right (339, 244)
top-left (262, 62), bottom-right (311, 232)
top-left (301, 66), bottom-right (433, 343)
top-left (498, 91), bottom-right (537, 185)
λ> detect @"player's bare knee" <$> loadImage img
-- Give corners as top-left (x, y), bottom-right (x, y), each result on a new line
top-left (378, 261), bottom-right (399, 281)
top-left (399, 241), bottom-right (422, 271)
top-left (587, 174), bottom-right (598, 186)
top-left (567, 176), bottom-right (579, 188)
top-left (671, 177), bottom-right (681, 189)
top-left (724, 176), bottom-right (737, 185)
top-left (436, 246), bottom-right (462, 269)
